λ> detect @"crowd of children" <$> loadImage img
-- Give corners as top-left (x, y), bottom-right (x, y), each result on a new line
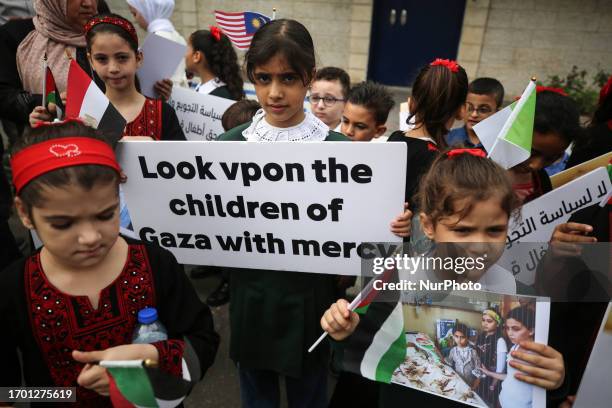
top-left (0, 3), bottom-right (610, 408)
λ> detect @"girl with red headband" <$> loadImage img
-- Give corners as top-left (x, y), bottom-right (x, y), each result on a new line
top-left (184, 27), bottom-right (244, 101)
top-left (0, 120), bottom-right (218, 406)
top-left (30, 13), bottom-right (186, 141)
top-left (321, 149), bottom-right (566, 407)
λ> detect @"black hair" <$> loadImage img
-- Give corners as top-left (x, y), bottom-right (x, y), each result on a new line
top-left (314, 67), bottom-right (351, 99)
top-left (505, 305), bottom-right (535, 330)
top-left (86, 13), bottom-right (139, 53)
top-left (468, 77), bottom-right (505, 108)
top-left (221, 99), bottom-right (261, 131)
top-left (454, 322), bottom-right (469, 336)
top-left (534, 90), bottom-right (581, 144)
top-left (592, 84), bottom-right (612, 125)
top-left (11, 121), bottom-right (119, 214)
top-left (409, 63), bottom-right (469, 148)
top-left (245, 19), bottom-right (315, 86)
top-left (347, 81), bottom-right (395, 125)
top-left (190, 30), bottom-right (244, 101)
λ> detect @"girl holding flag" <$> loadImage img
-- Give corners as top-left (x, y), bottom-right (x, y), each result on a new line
top-left (0, 120), bottom-right (218, 406)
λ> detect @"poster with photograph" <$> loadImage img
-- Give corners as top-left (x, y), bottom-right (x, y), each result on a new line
top-left (391, 293), bottom-right (549, 407)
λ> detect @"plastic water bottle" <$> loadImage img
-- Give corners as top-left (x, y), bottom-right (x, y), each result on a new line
top-left (132, 307), bottom-right (168, 344)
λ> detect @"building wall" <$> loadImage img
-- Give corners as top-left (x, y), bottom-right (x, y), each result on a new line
top-left (458, 0), bottom-right (612, 98)
top-left (109, 0), bottom-right (612, 96)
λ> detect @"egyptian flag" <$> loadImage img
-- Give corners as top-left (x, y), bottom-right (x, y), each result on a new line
top-left (43, 66), bottom-right (64, 120)
top-left (65, 59), bottom-right (126, 145)
top-left (102, 360), bottom-right (195, 408)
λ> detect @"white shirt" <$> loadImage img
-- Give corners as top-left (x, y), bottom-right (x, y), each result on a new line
top-left (195, 78), bottom-right (227, 95)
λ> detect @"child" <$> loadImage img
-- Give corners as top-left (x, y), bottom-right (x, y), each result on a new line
top-left (446, 323), bottom-right (481, 388)
top-left (127, 0), bottom-right (188, 88)
top-left (0, 120), bottom-right (218, 406)
top-left (217, 19), bottom-right (408, 407)
top-left (447, 77), bottom-right (505, 149)
top-left (480, 305), bottom-right (564, 408)
top-left (475, 308), bottom-right (507, 406)
top-left (388, 59), bottom-right (468, 210)
top-left (30, 14), bottom-right (185, 140)
top-left (509, 89), bottom-right (581, 204)
top-left (341, 81), bottom-right (394, 141)
top-left (185, 27), bottom-right (244, 100)
top-left (321, 150), bottom-right (565, 407)
top-left (310, 66), bottom-right (350, 131)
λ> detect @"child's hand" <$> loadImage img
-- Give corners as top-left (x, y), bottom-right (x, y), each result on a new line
top-left (550, 222), bottom-right (596, 256)
top-left (29, 105), bottom-right (54, 126)
top-left (72, 344), bottom-right (159, 396)
top-left (390, 202), bottom-right (412, 238)
top-left (510, 341), bottom-right (565, 390)
top-left (154, 79), bottom-right (173, 101)
top-left (558, 395), bottom-right (575, 408)
top-left (320, 299), bottom-right (360, 341)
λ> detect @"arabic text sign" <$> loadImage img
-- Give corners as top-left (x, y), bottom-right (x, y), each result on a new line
top-left (116, 141), bottom-right (407, 275)
top-left (168, 87), bottom-right (235, 141)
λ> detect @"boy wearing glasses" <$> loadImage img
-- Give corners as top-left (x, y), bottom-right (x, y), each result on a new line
top-left (447, 77), bottom-right (505, 149)
top-left (341, 81), bottom-right (394, 141)
top-left (310, 67), bottom-right (350, 131)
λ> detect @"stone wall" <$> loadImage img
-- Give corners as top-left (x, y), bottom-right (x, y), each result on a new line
top-left (457, 0), bottom-right (612, 98)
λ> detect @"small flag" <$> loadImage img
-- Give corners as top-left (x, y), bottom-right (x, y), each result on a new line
top-left (214, 10), bottom-right (271, 50)
top-left (42, 62), bottom-right (64, 120)
top-left (102, 360), bottom-right (193, 408)
top-left (65, 59), bottom-right (127, 145)
top-left (341, 268), bottom-right (405, 384)
top-left (474, 79), bottom-right (537, 170)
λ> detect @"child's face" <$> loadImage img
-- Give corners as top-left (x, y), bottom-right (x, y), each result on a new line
top-left (453, 331), bottom-right (468, 347)
top-left (526, 130), bottom-right (569, 171)
top-left (420, 195), bottom-right (508, 278)
top-left (481, 314), bottom-right (498, 333)
top-left (184, 41), bottom-right (200, 75)
top-left (505, 318), bottom-right (534, 345)
top-left (16, 181), bottom-right (120, 270)
top-left (310, 79), bottom-right (345, 128)
top-left (465, 93), bottom-right (498, 131)
top-left (341, 102), bottom-right (386, 142)
top-left (88, 33), bottom-right (142, 93)
top-left (253, 54), bottom-right (309, 128)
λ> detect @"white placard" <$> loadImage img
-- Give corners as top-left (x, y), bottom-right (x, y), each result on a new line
top-left (137, 33), bottom-right (187, 98)
top-left (168, 87), bottom-right (235, 141)
top-left (500, 167), bottom-right (611, 284)
top-left (117, 141), bottom-right (407, 275)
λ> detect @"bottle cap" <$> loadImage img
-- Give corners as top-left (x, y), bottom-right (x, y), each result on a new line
top-left (137, 307), bottom-right (158, 324)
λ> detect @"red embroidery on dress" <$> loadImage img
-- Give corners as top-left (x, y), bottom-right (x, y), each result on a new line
top-left (123, 98), bottom-right (163, 140)
top-left (25, 244), bottom-right (157, 404)
top-left (153, 339), bottom-right (185, 376)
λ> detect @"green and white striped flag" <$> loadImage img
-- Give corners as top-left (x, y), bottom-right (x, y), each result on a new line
top-left (474, 79), bottom-right (536, 169)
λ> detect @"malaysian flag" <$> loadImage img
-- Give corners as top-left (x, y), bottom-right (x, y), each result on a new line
top-left (214, 10), bottom-right (271, 50)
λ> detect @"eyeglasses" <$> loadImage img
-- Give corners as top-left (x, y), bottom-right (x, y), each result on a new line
top-left (466, 103), bottom-right (493, 116)
top-left (308, 95), bottom-right (345, 107)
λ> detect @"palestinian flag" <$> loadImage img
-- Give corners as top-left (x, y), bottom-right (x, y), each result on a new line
top-left (102, 360), bottom-right (194, 408)
top-left (42, 65), bottom-right (64, 120)
top-left (474, 79), bottom-right (536, 170)
top-left (65, 59), bottom-right (126, 145)
top-left (342, 267), bottom-right (405, 383)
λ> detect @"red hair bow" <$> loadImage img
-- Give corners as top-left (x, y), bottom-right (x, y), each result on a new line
top-left (536, 85), bottom-right (567, 96)
top-left (430, 58), bottom-right (459, 73)
top-left (210, 26), bottom-right (222, 41)
top-left (84, 16), bottom-right (138, 45)
top-left (599, 75), bottom-right (612, 105)
top-left (446, 148), bottom-right (486, 159)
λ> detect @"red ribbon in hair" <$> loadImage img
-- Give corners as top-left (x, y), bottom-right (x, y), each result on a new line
top-left (84, 16), bottom-right (139, 45)
top-left (10, 137), bottom-right (120, 194)
top-left (210, 26), bottom-right (222, 41)
top-left (446, 148), bottom-right (486, 159)
top-left (599, 75), bottom-right (612, 105)
top-left (430, 58), bottom-right (459, 73)
top-left (536, 85), bottom-right (567, 96)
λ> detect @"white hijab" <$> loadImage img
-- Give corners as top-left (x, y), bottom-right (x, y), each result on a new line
top-left (126, 0), bottom-right (175, 33)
